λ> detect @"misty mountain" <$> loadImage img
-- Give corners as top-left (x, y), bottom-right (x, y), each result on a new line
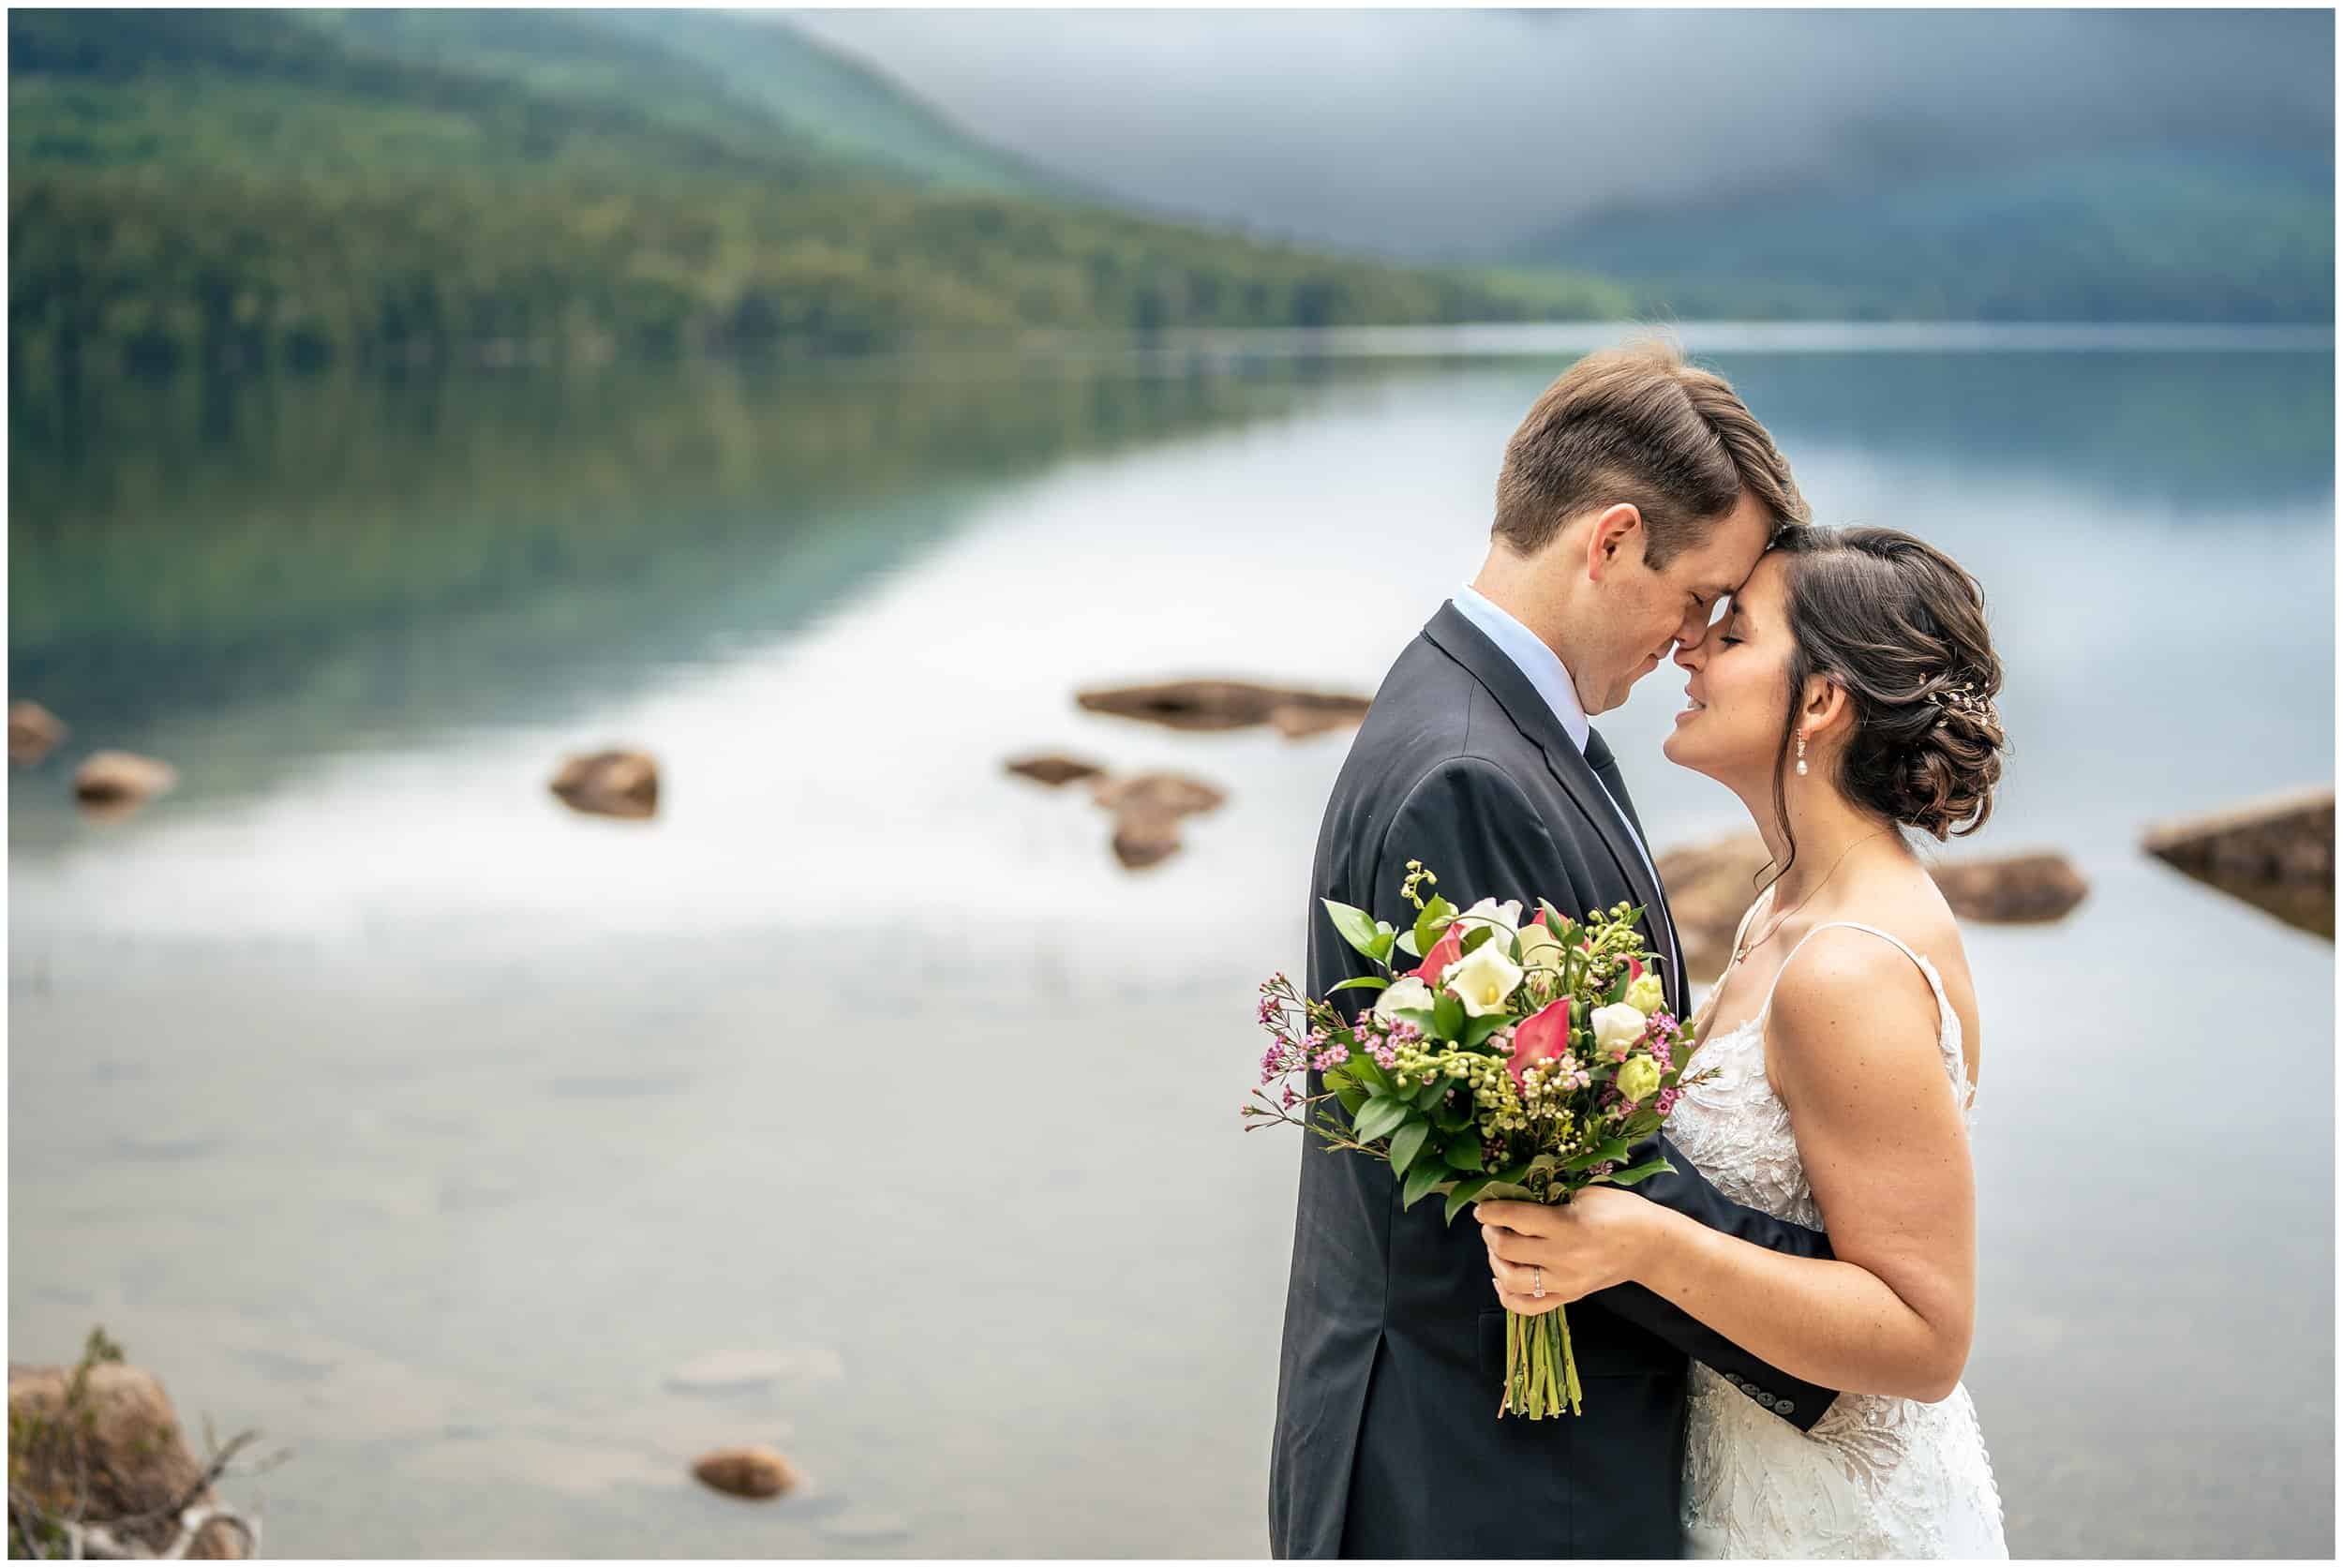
top-left (8, 8), bottom-right (1622, 378)
top-left (786, 8), bottom-right (2336, 322)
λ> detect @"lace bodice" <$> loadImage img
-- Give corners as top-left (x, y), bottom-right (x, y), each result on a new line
top-left (1665, 889), bottom-right (2007, 1560)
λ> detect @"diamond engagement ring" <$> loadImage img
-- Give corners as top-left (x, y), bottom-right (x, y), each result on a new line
top-left (1532, 1267), bottom-right (1545, 1300)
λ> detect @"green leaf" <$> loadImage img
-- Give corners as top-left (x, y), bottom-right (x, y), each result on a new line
top-left (1443, 1175), bottom-right (1493, 1224)
top-left (1432, 1098), bottom-right (1474, 1132)
top-left (1401, 1156), bottom-right (1450, 1210)
top-left (1332, 1080), bottom-right (1366, 1116)
top-left (1458, 1012), bottom-right (1506, 1052)
top-left (1560, 1138), bottom-right (1632, 1173)
top-left (1328, 975), bottom-right (1391, 994)
top-left (1390, 1008), bottom-right (1438, 1037)
top-left (1411, 895), bottom-right (1455, 960)
top-left (1346, 1051), bottom-right (1392, 1094)
top-left (1432, 993), bottom-right (1466, 1040)
top-left (1395, 929), bottom-right (1424, 959)
top-left (1475, 1180), bottom-right (1537, 1202)
top-left (1388, 1118), bottom-right (1430, 1175)
top-left (1351, 1096), bottom-right (1410, 1143)
top-left (1412, 1076), bottom-right (1450, 1110)
top-left (1441, 1138), bottom-right (1486, 1173)
top-left (1593, 1157), bottom-right (1676, 1188)
top-left (1322, 899), bottom-right (1385, 960)
top-left (1459, 922), bottom-right (1495, 956)
top-left (1495, 1160), bottom-right (1534, 1186)
top-left (1367, 927), bottom-right (1397, 963)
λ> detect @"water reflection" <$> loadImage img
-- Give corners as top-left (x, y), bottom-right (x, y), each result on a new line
top-left (9, 333), bottom-right (2334, 1558)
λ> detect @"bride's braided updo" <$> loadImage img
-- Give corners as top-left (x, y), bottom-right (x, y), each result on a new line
top-left (1769, 525), bottom-right (2007, 844)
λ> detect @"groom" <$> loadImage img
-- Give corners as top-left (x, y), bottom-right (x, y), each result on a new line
top-left (1271, 342), bottom-right (1842, 1559)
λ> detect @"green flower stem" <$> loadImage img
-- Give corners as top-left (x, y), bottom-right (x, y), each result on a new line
top-left (1557, 1303), bottom-right (1583, 1417)
top-left (1500, 1307), bottom-right (1584, 1420)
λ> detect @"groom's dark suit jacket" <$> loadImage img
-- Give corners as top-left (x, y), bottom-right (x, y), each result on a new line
top-left (1269, 602), bottom-right (1841, 1560)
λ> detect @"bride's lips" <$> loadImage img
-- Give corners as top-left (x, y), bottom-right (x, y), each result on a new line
top-left (1675, 688), bottom-right (1706, 724)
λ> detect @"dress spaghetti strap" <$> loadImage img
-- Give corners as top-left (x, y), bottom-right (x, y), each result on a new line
top-left (1759, 919), bottom-right (1973, 1113)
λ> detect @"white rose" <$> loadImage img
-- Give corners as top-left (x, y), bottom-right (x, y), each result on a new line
top-left (1372, 976), bottom-right (1437, 1023)
top-left (1446, 939), bottom-right (1525, 1018)
top-left (1456, 897), bottom-right (1524, 949)
top-left (1590, 1002), bottom-right (1649, 1059)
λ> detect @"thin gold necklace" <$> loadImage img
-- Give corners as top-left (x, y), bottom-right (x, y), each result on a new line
top-left (1732, 829), bottom-right (1893, 968)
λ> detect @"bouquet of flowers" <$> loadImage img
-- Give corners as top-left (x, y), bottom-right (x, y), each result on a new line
top-left (1244, 860), bottom-right (1709, 1419)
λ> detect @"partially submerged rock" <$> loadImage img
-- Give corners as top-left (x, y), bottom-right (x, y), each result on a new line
top-left (71, 751), bottom-right (177, 814)
top-left (1091, 770), bottom-right (1227, 871)
top-left (1089, 772), bottom-right (1229, 819)
top-left (8, 1356), bottom-right (251, 1558)
top-left (550, 749), bottom-right (659, 820)
top-left (1659, 830), bottom-right (2096, 975)
top-left (8, 700), bottom-right (67, 767)
top-left (1654, 834), bottom-right (1777, 979)
top-left (1111, 814), bottom-right (1186, 871)
top-left (692, 1443), bottom-right (801, 1501)
top-left (1076, 679), bottom-right (1370, 738)
top-left (1005, 753), bottom-right (1107, 788)
top-left (2144, 784), bottom-right (2334, 938)
top-left (1931, 852), bottom-right (2089, 924)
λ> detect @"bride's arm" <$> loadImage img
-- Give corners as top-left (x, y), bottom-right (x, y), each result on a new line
top-left (1482, 929), bottom-right (1976, 1402)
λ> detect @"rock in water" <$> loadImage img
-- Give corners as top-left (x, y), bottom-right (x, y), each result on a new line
top-left (71, 751), bottom-right (177, 811)
top-left (692, 1444), bottom-right (801, 1500)
top-left (1654, 833), bottom-right (1777, 978)
top-left (8, 700), bottom-right (67, 767)
top-left (7, 1361), bottom-right (249, 1558)
top-left (1005, 754), bottom-right (1106, 787)
top-left (1660, 832), bottom-right (2097, 975)
top-left (1111, 814), bottom-right (1186, 871)
top-left (1088, 772), bottom-right (1229, 819)
top-left (1090, 770), bottom-right (1228, 871)
top-left (1076, 679), bottom-right (1371, 737)
top-left (1930, 852), bottom-right (2089, 923)
top-left (549, 749), bottom-right (660, 819)
top-left (2143, 784), bottom-right (2335, 938)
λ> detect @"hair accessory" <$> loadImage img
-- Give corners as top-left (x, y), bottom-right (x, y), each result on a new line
top-left (1929, 679), bottom-right (1992, 718)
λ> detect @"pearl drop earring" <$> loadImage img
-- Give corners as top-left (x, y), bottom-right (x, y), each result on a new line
top-left (1796, 732), bottom-right (1809, 776)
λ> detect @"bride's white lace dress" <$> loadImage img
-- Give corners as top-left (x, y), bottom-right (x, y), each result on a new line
top-left (1666, 888), bottom-right (2007, 1559)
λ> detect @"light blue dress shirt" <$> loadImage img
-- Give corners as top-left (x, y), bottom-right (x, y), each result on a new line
top-left (1449, 584), bottom-right (1666, 897)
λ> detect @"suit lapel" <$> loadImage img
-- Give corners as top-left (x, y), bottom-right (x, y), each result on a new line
top-left (1422, 602), bottom-right (1686, 1012)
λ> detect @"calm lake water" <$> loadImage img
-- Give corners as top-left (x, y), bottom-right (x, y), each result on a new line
top-left (10, 326), bottom-right (2335, 1557)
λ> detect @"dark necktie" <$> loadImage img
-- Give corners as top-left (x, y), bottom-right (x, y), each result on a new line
top-left (1582, 725), bottom-right (1683, 1008)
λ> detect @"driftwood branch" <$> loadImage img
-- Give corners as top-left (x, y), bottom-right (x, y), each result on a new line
top-left (8, 1330), bottom-right (286, 1561)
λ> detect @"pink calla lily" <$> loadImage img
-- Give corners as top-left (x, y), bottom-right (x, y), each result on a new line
top-left (1508, 996), bottom-right (1574, 1090)
top-left (1410, 922), bottom-right (1467, 985)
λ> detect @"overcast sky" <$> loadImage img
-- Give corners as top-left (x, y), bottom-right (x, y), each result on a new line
top-left (779, 8), bottom-right (2334, 259)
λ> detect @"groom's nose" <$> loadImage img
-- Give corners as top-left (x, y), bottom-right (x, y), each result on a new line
top-left (1673, 633), bottom-right (1707, 671)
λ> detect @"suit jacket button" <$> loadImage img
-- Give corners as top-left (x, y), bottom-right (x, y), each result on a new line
top-left (1724, 1372), bottom-right (1745, 1388)
top-left (1776, 1400), bottom-right (1797, 1417)
top-left (1756, 1392), bottom-right (1777, 1409)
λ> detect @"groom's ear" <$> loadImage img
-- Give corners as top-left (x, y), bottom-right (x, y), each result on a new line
top-left (1583, 502), bottom-right (1643, 580)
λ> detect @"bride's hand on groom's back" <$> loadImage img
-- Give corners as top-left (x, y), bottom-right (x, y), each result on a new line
top-left (1477, 1190), bottom-right (1665, 1312)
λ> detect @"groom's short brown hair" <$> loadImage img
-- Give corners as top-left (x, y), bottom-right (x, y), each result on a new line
top-left (1493, 336), bottom-right (1808, 569)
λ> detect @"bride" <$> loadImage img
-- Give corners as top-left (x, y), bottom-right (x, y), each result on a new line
top-left (1477, 525), bottom-right (2009, 1558)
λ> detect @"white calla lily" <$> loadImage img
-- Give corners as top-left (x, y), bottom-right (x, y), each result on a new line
top-left (1446, 939), bottom-right (1525, 1018)
top-left (1516, 917), bottom-right (1565, 975)
top-left (1456, 897), bottom-right (1524, 948)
